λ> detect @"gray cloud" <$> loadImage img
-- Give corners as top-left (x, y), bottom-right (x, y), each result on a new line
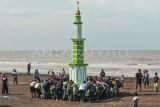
top-left (0, 0), bottom-right (159, 50)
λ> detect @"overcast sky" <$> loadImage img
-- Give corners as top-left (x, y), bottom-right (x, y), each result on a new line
top-left (0, 0), bottom-right (159, 50)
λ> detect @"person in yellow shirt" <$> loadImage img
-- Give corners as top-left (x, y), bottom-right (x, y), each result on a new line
top-left (61, 68), bottom-right (66, 75)
top-left (154, 73), bottom-right (159, 92)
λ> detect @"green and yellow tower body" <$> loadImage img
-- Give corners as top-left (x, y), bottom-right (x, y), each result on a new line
top-left (69, 4), bottom-right (88, 85)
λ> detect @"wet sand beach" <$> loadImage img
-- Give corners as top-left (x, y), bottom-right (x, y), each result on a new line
top-left (0, 74), bottom-right (160, 107)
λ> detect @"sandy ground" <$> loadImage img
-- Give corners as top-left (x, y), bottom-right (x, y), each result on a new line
top-left (0, 74), bottom-right (160, 107)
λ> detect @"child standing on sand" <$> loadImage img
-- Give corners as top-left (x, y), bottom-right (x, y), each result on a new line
top-left (12, 68), bottom-right (18, 85)
top-left (130, 92), bottom-right (139, 107)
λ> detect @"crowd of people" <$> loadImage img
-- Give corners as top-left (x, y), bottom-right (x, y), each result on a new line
top-left (29, 69), bottom-right (123, 102)
top-left (135, 69), bottom-right (159, 92)
top-left (1, 63), bottom-right (160, 106)
top-left (133, 69), bottom-right (160, 107)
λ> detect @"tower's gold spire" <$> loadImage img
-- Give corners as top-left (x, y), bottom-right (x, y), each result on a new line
top-left (75, 1), bottom-right (81, 16)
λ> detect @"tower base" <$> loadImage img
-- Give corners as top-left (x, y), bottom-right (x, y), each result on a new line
top-left (69, 64), bottom-right (87, 85)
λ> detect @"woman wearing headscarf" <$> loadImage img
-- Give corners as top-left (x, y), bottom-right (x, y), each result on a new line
top-left (1, 73), bottom-right (8, 95)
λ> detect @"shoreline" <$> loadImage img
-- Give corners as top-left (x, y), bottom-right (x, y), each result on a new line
top-left (0, 68), bottom-right (158, 78)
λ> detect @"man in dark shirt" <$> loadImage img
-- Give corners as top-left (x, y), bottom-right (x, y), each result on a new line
top-left (136, 69), bottom-right (143, 91)
top-left (55, 80), bottom-right (63, 101)
top-left (100, 69), bottom-right (105, 79)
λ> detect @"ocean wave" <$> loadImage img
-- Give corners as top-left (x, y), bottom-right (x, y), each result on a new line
top-left (0, 61), bottom-right (67, 66)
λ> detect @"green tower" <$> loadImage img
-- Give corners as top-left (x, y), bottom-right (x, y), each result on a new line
top-left (69, 1), bottom-right (88, 85)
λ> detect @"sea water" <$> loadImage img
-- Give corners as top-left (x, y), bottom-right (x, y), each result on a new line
top-left (0, 50), bottom-right (160, 77)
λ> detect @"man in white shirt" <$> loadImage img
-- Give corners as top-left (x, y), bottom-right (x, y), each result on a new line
top-left (79, 81), bottom-right (86, 102)
top-left (30, 80), bottom-right (37, 98)
top-left (131, 92), bottom-right (139, 107)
